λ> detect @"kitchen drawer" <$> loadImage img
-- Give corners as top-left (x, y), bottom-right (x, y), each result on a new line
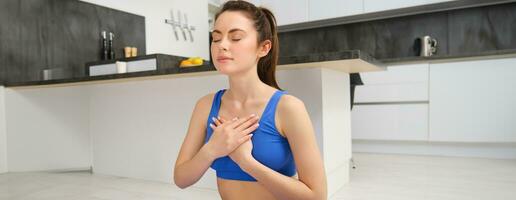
top-left (355, 82), bottom-right (429, 102)
top-left (351, 104), bottom-right (428, 141)
top-left (355, 63), bottom-right (429, 103)
top-left (360, 63), bottom-right (429, 85)
top-left (126, 58), bottom-right (157, 73)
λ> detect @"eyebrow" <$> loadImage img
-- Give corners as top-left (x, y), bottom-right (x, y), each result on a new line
top-left (212, 28), bottom-right (246, 34)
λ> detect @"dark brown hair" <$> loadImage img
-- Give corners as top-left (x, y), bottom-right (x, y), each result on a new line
top-left (214, 0), bottom-right (282, 90)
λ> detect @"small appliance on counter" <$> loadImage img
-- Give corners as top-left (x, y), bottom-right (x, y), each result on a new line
top-left (418, 35), bottom-right (437, 57)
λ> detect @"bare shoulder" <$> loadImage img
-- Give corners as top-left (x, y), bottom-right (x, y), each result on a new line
top-left (276, 94), bottom-right (308, 136)
top-left (196, 92), bottom-right (216, 109)
top-left (277, 94), bottom-right (306, 113)
top-left (192, 92), bottom-right (217, 119)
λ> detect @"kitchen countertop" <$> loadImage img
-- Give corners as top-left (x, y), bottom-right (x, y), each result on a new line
top-left (4, 50), bottom-right (383, 88)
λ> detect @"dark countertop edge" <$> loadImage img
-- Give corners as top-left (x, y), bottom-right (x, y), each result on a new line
top-left (3, 64), bottom-right (217, 88)
top-left (277, 50), bottom-right (381, 66)
top-left (379, 49), bottom-right (516, 64)
top-left (278, 0), bottom-right (516, 33)
top-left (3, 50), bottom-right (379, 88)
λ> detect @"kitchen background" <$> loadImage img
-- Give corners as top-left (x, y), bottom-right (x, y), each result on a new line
top-left (1, 0), bottom-right (515, 199)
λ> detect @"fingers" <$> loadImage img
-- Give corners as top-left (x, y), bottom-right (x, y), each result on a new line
top-left (239, 122), bottom-right (259, 137)
top-left (212, 114), bottom-right (259, 138)
top-left (230, 114), bottom-right (258, 129)
top-left (212, 116), bottom-right (231, 130)
top-left (236, 115), bottom-right (259, 134)
top-left (237, 133), bottom-right (254, 144)
top-left (211, 116), bottom-right (222, 126)
top-left (234, 115), bottom-right (260, 132)
top-left (210, 115), bottom-right (229, 128)
top-left (217, 116), bottom-right (227, 123)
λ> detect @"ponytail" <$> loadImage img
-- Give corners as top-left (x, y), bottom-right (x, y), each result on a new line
top-left (256, 7), bottom-right (281, 90)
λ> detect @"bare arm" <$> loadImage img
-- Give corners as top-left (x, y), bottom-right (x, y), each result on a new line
top-left (173, 94), bottom-right (216, 189)
top-left (238, 95), bottom-right (327, 200)
top-left (174, 93), bottom-right (260, 189)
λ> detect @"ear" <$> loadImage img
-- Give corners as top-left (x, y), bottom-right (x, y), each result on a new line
top-left (257, 40), bottom-right (272, 58)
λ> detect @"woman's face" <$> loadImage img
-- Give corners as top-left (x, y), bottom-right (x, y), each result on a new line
top-left (211, 11), bottom-right (269, 75)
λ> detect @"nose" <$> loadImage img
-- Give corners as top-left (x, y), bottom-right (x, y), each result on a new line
top-left (218, 38), bottom-right (229, 51)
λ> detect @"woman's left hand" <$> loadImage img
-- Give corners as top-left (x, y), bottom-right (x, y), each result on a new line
top-left (212, 116), bottom-right (256, 165)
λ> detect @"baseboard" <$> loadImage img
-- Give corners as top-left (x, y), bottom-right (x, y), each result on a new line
top-left (7, 166), bottom-right (93, 173)
top-left (353, 140), bottom-right (516, 159)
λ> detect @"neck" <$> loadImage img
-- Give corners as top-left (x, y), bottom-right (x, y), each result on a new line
top-left (225, 66), bottom-right (271, 104)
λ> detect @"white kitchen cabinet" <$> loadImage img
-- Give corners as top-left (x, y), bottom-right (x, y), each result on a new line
top-left (363, 0), bottom-right (454, 13)
top-left (359, 63), bottom-right (429, 84)
top-left (355, 63), bottom-right (429, 102)
top-left (246, 0), bottom-right (261, 6)
top-left (263, 0), bottom-right (456, 26)
top-left (308, 0), bottom-right (363, 21)
top-left (355, 83), bottom-right (428, 102)
top-left (0, 86), bottom-right (6, 173)
top-left (220, 0), bottom-right (261, 6)
top-left (352, 104), bottom-right (428, 141)
top-left (429, 57), bottom-right (516, 142)
top-left (260, 0), bottom-right (308, 26)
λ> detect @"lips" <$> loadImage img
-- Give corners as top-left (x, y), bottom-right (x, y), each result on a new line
top-left (216, 56), bottom-right (233, 63)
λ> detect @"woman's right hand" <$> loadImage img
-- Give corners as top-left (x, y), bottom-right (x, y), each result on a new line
top-left (204, 114), bottom-right (260, 159)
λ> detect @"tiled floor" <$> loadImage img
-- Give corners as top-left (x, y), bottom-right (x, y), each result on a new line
top-left (1, 153), bottom-right (515, 200)
top-left (332, 153), bottom-right (516, 200)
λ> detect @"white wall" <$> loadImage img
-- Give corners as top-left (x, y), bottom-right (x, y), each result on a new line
top-left (5, 86), bottom-right (91, 172)
top-left (0, 86), bottom-right (7, 173)
top-left (80, 0), bottom-right (210, 60)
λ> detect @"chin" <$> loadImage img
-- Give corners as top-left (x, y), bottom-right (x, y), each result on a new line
top-left (214, 63), bottom-right (236, 75)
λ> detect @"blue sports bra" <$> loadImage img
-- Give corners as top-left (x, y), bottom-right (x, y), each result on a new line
top-left (204, 89), bottom-right (297, 181)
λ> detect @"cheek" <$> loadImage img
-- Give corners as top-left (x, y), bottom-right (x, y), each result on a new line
top-left (233, 42), bottom-right (258, 62)
top-left (210, 45), bottom-right (218, 56)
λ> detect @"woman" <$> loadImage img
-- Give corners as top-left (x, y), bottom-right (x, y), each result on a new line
top-left (173, 1), bottom-right (327, 199)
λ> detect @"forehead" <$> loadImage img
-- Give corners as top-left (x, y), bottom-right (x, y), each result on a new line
top-left (214, 11), bottom-right (254, 33)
